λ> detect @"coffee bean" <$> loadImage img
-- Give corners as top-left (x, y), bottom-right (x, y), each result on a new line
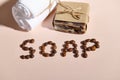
top-left (24, 55), bottom-right (30, 59)
top-left (42, 53), bottom-right (49, 57)
top-left (29, 55), bottom-right (34, 58)
top-left (95, 44), bottom-right (100, 48)
top-left (39, 46), bottom-right (45, 50)
top-left (86, 47), bottom-right (91, 51)
top-left (67, 48), bottom-right (73, 52)
top-left (60, 53), bottom-right (66, 57)
top-left (61, 48), bottom-right (67, 52)
top-left (90, 46), bottom-right (96, 51)
top-left (49, 53), bottom-right (55, 57)
top-left (70, 40), bottom-right (75, 44)
top-left (90, 39), bottom-right (96, 42)
top-left (20, 55), bottom-right (25, 59)
top-left (23, 40), bottom-right (29, 45)
top-left (43, 43), bottom-right (47, 46)
top-left (22, 47), bottom-right (29, 51)
top-left (85, 39), bottom-right (90, 42)
top-left (80, 45), bottom-right (87, 49)
top-left (82, 49), bottom-right (86, 53)
top-left (20, 44), bottom-right (24, 48)
top-left (65, 41), bottom-right (70, 44)
top-left (29, 49), bottom-right (36, 54)
top-left (51, 43), bottom-right (56, 46)
top-left (39, 51), bottom-right (44, 54)
top-left (29, 39), bottom-right (35, 43)
top-left (51, 50), bottom-right (57, 54)
top-left (63, 44), bottom-right (69, 48)
top-left (81, 53), bottom-right (88, 58)
top-left (73, 44), bottom-right (77, 48)
top-left (80, 41), bottom-right (86, 45)
top-left (29, 47), bottom-right (33, 51)
top-left (47, 41), bottom-right (52, 44)
top-left (51, 45), bottom-right (57, 49)
top-left (74, 54), bottom-right (79, 58)
top-left (73, 50), bottom-right (79, 54)
top-left (95, 41), bottom-right (99, 44)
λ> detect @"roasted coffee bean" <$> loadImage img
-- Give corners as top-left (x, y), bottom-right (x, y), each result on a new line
top-left (29, 49), bottom-right (36, 54)
top-left (81, 53), bottom-right (88, 58)
top-left (65, 41), bottom-right (70, 44)
top-left (86, 47), bottom-right (91, 51)
top-left (95, 44), bottom-right (100, 48)
top-left (73, 50), bottom-right (79, 54)
top-left (70, 40), bottom-right (75, 44)
top-left (90, 46), bottom-right (96, 51)
top-left (29, 47), bottom-right (33, 51)
top-left (63, 44), bottom-right (69, 48)
top-left (74, 54), bottom-right (79, 58)
top-left (43, 43), bottom-right (47, 46)
top-left (51, 43), bottom-right (56, 46)
top-left (95, 41), bottom-right (99, 44)
top-left (51, 50), bottom-right (57, 54)
top-left (80, 45), bottom-right (87, 49)
top-left (39, 51), bottom-right (44, 54)
top-left (61, 49), bottom-right (67, 52)
top-left (29, 55), bottom-right (34, 58)
top-left (29, 39), bottom-right (35, 43)
top-left (90, 39), bottom-right (96, 42)
top-left (51, 45), bottom-right (57, 49)
top-left (20, 44), bottom-right (24, 48)
top-left (49, 53), bottom-right (55, 57)
top-left (60, 53), bottom-right (66, 57)
top-left (85, 39), bottom-right (90, 42)
top-left (73, 44), bottom-right (77, 48)
top-left (80, 41), bottom-right (87, 45)
top-left (20, 55), bottom-right (25, 59)
top-left (82, 49), bottom-right (86, 53)
top-left (24, 55), bottom-right (30, 59)
top-left (22, 47), bottom-right (29, 51)
top-left (42, 53), bottom-right (49, 57)
top-left (67, 48), bottom-right (73, 52)
top-left (39, 46), bottom-right (45, 50)
top-left (47, 41), bottom-right (52, 44)
top-left (22, 40), bottom-right (29, 45)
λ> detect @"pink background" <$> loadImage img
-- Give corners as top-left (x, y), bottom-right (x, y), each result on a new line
top-left (0, 0), bottom-right (120, 80)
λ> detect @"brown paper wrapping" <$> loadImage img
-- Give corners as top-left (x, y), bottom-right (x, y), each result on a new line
top-left (55, 2), bottom-right (89, 24)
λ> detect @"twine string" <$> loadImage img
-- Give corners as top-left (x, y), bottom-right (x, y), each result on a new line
top-left (36, 0), bottom-right (84, 20)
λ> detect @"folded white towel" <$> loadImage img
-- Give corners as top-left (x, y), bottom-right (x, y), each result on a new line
top-left (12, 0), bottom-right (57, 31)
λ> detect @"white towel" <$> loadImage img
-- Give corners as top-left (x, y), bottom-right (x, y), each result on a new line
top-left (12, 0), bottom-right (57, 31)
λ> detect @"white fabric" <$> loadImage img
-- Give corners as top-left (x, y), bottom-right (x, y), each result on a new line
top-left (12, 0), bottom-right (57, 31)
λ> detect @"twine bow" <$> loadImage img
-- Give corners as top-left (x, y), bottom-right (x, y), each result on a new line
top-left (56, 3), bottom-right (83, 20)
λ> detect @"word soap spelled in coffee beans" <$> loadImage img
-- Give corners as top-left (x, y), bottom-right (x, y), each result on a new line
top-left (19, 38), bottom-right (100, 59)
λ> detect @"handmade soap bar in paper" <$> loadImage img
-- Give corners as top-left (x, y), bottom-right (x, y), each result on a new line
top-left (53, 2), bottom-right (89, 34)
top-left (12, 0), bottom-right (57, 31)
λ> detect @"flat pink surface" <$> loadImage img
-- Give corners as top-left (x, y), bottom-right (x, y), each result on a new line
top-left (0, 0), bottom-right (120, 80)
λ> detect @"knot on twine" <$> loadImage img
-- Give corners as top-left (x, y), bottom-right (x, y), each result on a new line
top-left (56, 6), bottom-right (83, 20)
top-left (56, 1), bottom-right (85, 20)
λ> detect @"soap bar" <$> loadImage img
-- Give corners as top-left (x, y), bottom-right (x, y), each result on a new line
top-left (12, 0), bottom-right (57, 31)
top-left (53, 2), bottom-right (89, 34)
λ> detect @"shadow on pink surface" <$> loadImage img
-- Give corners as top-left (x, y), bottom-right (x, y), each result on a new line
top-left (41, 8), bottom-right (56, 30)
top-left (0, 0), bottom-right (24, 31)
